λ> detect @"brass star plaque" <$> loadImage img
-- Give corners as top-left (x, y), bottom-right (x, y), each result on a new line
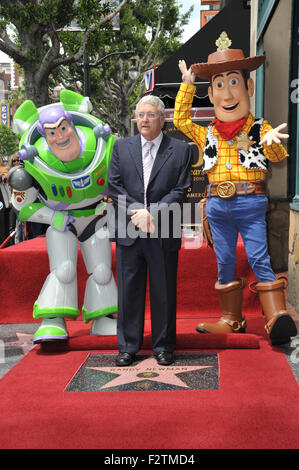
top-left (235, 133), bottom-right (256, 153)
top-left (65, 353), bottom-right (219, 392)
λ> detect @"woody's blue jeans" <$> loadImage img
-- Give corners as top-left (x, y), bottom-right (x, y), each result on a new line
top-left (206, 193), bottom-right (276, 284)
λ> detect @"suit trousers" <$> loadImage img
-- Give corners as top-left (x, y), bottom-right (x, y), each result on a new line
top-left (206, 194), bottom-right (276, 284)
top-left (116, 237), bottom-right (178, 354)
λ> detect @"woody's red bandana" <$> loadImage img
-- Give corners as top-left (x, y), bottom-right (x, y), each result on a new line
top-left (211, 117), bottom-right (247, 141)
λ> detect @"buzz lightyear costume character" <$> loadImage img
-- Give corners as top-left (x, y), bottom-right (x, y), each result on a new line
top-left (8, 90), bottom-right (118, 344)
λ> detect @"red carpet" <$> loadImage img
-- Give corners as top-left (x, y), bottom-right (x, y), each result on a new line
top-left (0, 235), bottom-right (261, 324)
top-left (0, 237), bottom-right (298, 450)
top-left (0, 235), bottom-right (262, 350)
top-left (0, 336), bottom-right (298, 449)
top-left (40, 319), bottom-right (261, 352)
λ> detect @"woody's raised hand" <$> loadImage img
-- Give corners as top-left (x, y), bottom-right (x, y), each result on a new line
top-left (260, 123), bottom-right (289, 146)
top-left (178, 60), bottom-right (195, 85)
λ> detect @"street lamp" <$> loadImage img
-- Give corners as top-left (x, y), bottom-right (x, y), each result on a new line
top-left (128, 59), bottom-right (139, 80)
top-left (82, 49), bottom-right (135, 96)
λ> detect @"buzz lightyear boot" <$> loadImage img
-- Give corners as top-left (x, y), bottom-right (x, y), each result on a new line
top-left (33, 227), bottom-right (80, 344)
top-left (80, 226), bottom-right (118, 335)
top-left (33, 318), bottom-right (68, 344)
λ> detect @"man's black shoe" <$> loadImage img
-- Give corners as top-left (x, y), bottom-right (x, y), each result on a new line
top-left (116, 352), bottom-right (135, 366)
top-left (155, 351), bottom-right (174, 366)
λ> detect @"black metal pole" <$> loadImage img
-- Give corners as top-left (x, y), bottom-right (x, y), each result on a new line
top-left (83, 49), bottom-right (90, 96)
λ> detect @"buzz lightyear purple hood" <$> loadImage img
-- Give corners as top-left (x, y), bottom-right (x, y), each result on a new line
top-left (37, 106), bottom-right (85, 157)
top-left (37, 106), bottom-right (73, 136)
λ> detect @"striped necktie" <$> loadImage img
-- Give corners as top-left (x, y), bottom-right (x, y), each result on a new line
top-left (143, 141), bottom-right (154, 206)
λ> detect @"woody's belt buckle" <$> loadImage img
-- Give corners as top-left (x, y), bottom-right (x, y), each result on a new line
top-left (216, 181), bottom-right (236, 199)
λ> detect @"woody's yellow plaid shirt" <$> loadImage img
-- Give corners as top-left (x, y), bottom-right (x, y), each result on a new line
top-left (174, 83), bottom-right (288, 183)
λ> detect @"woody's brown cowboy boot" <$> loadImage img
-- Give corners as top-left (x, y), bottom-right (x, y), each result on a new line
top-left (196, 278), bottom-right (247, 334)
top-left (250, 277), bottom-right (297, 345)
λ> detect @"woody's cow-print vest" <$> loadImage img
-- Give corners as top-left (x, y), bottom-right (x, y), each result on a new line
top-left (202, 118), bottom-right (268, 172)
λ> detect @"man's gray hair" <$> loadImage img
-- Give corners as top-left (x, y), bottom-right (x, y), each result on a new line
top-left (136, 95), bottom-right (165, 116)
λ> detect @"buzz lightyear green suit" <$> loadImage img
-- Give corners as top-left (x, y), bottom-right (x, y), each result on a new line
top-left (8, 90), bottom-right (118, 344)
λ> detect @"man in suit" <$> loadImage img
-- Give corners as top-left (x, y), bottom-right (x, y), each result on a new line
top-left (108, 95), bottom-right (191, 366)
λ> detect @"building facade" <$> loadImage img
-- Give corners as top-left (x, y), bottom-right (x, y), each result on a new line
top-left (251, 0), bottom-right (299, 309)
top-left (201, 0), bottom-right (220, 27)
top-left (0, 60), bottom-right (23, 127)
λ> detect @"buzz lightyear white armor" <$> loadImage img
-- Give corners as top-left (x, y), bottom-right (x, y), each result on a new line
top-left (8, 90), bottom-right (118, 344)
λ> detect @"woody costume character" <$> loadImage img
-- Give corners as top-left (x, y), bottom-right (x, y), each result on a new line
top-left (174, 32), bottom-right (297, 345)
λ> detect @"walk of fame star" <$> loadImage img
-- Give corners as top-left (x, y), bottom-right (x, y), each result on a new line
top-left (65, 353), bottom-right (219, 392)
top-left (5, 333), bottom-right (35, 355)
top-left (88, 357), bottom-right (213, 389)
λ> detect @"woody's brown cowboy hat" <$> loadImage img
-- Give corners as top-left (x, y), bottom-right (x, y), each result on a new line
top-left (191, 32), bottom-right (265, 79)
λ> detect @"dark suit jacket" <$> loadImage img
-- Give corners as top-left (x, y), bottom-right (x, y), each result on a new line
top-left (108, 133), bottom-right (191, 251)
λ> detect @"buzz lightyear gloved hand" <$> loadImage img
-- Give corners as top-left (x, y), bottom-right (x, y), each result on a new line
top-left (18, 203), bottom-right (75, 232)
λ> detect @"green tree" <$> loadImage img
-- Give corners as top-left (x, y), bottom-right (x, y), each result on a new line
top-left (0, 0), bottom-right (129, 107)
top-left (82, 0), bottom-right (193, 136)
top-left (0, 123), bottom-right (18, 159)
top-left (8, 84), bottom-right (26, 109)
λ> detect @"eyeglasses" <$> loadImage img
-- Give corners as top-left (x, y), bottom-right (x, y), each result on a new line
top-left (136, 112), bottom-right (161, 120)
top-left (12, 159), bottom-right (20, 163)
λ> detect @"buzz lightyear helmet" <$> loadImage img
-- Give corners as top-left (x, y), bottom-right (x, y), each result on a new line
top-left (10, 90), bottom-right (114, 205)
top-left (13, 90), bottom-right (112, 167)
top-left (13, 90), bottom-right (93, 140)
